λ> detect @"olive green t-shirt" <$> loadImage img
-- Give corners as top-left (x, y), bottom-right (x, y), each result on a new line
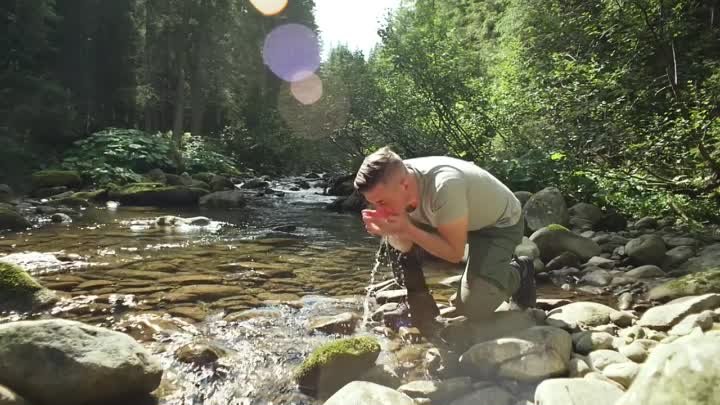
top-left (405, 156), bottom-right (521, 230)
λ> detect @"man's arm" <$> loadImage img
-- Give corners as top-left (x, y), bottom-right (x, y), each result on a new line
top-left (405, 216), bottom-right (468, 263)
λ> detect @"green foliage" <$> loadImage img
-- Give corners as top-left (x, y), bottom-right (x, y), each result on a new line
top-left (182, 134), bottom-right (241, 176)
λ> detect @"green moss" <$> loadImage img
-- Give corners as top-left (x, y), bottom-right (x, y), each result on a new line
top-left (648, 269), bottom-right (720, 301)
top-left (31, 170), bottom-right (82, 188)
top-left (0, 262), bottom-right (42, 293)
top-left (71, 189), bottom-right (108, 202)
top-left (0, 208), bottom-right (30, 231)
top-left (547, 223), bottom-right (570, 232)
top-left (293, 336), bottom-right (380, 397)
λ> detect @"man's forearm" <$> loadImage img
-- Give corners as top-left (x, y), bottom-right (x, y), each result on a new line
top-left (406, 224), bottom-right (463, 263)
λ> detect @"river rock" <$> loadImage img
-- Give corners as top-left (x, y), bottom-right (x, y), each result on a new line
top-left (595, 211), bottom-right (628, 232)
top-left (0, 208), bottom-right (30, 232)
top-left (375, 289), bottom-right (407, 304)
top-left (586, 349), bottom-right (631, 371)
top-left (535, 298), bottom-right (572, 311)
top-left (459, 326), bottom-right (572, 381)
top-left (0, 384), bottom-right (28, 405)
top-left (634, 216), bottom-right (657, 229)
top-left (569, 355), bottom-right (592, 377)
top-left (615, 335), bottom-right (720, 405)
top-left (569, 202), bottom-right (604, 226)
top-left (294, 336), bottom-right (380, 398)
top-left (625, 234), bottom-right (666, 265)
top-left (663, 245), bottom-right (695, 268)
top-left (638, 293), bottom-right (720, 330)
top-left (530, 225), bottom-right (602, 262)
top-left (534, 378), bottom-right (624, 405)
top-left (546, 302), bottom-right (620, 331)
top-left (0, 319), bottom-right (162, 405)
top-left (175, 342), bottom-right (223, 367)
top-left (210, 175), bottom-right (234, 192)
top-left (581, 269), bottom-right (613, 286)
top-left (523, 187), bottom-right (569, 232)
top-left (619, 341), bottom-right (648, 362)
top-left (617, 292), bottom-right (634, 310)
top-left (199, 190), bottom-right (247, 208)
top-left (677, 243), bottom-right (720, 273)
top-left (546, 252), bottom-right (581, 271)
top-left (572, 331), bottom-right (614, 354)
top-left (648, 271), bottom-right (720, 301)
top-left (108, 183), bottom-right (206, 206)
top-left (448, 386), bottom-right (515, 405)
top-left (50, 213), bottom-right (72, 223)
top-left (602, 361), bottom-right (639, 388)
top-left (397, 377), bottom-right (472, 403)
top-left (322, 381), bottom-right (415, 405)
top-left (514, 237), bottom-right (540, 259)
top-left (309, 312), bottom-right (359, 335)
top-left (356, 364), bottom-right (402, 389)
top-left (31, 170), bottom-right (81, 189)
top-left (441, 310), bottom-right (537, 350)
top-left (0, 262), bottom-right (57, 312)
top-left (667, 310), bottom-right (714, 336)
top-left (609, 310), bottom-right (636, 328)
top-left (625, 264), bottom-right (666, 279)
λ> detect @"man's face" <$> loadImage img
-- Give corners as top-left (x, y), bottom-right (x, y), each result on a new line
top-left (362, 174), bottom-right (409, 215)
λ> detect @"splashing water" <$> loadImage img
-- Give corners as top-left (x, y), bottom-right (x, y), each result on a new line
top-left (360, 240), bottom-right (386, 328)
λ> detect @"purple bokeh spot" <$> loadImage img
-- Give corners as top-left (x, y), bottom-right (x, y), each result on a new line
top-left (263, 24), bottom-right (320, 82)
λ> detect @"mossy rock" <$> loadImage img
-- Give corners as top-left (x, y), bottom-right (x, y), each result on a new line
top-left (546, 223), bottom-right (570, 232)
top-left (648, 269), bottom-right (720, 301)
top-left (0, 208), bottom-right (30, 231)
top-left (108, 183), bottom-right (208, 207)
top-left (47, 197), bottom-right (90, 208)
top-left (0, 261), bottom-right (56, 311)
top-left (165, 173), bottom-right (193, 186)
top-left (72, 189), bottom-right (109, 202)
top-left (294, 336), bottom-right (381, 398)
top-left (31, 170), bottom-right (82, 189)
top-left (530, 224), bottom-right (601, 262)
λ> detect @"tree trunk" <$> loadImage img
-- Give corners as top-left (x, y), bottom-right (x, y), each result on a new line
top-left (172, 39), bottom-right (186, 172)
top-left (190, 46), bottom-right (206, 136)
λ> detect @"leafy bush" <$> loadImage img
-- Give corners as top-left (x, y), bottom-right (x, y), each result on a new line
top-left (61, 128), bottom-right (175, 185)
top-left (182, 133), bottom-right (241, 176)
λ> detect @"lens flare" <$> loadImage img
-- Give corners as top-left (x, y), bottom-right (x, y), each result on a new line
top-left (290, 72), bottom-right (323, 105)
top-left (249, 0), bottom-right (288, 16)
top-left (263, 24), bottom-right (320, 82)
top-left (278, 77), bottom-right (350, 140)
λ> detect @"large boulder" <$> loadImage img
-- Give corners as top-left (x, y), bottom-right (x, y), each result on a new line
top-left (534, 378), bottom-right (624, 405)
top-left (637, 293), bottom-right (720, 331)
top-left (0, 208), bottom-right (30, 232)
top-left (294, 336), bottom-right (380, 398)
top-left (0, 262), bottom-right (57, 312)
top-left (199, 190), bottom-right (247, 209)
top-left (440, 310), bottom-right (537, 351)
top-left (625, 234), bottom-right (667, 266)
top-left (0, 319), bottom-right (163, 405)
top-left (568, 202), bottom-right (604, 226)
top-left (397, 377), bottom-right (472, 403)
top-left (209, 175), bottom-right (235, 192)
top-left (678, 243), bottom-right (720, 273)
top-left (523, 187), bottom-right (570, 232)
top-left (108, 183), bottom-right (207, 206)
top-left (323, 381), bottom-right (415, 405)
top-left (514, 191), bottom-right (533, 207)
top-left (325, 191), bottom-right (367, 213)
top-left (530, 225), bottom-right (601, 262)
top-left (546, 302), bottom-right (621, 331)
top-left (459, 326), bottom-right (572, 381)
top-left (30, 170), bottom-right (82, 189)
top-left (615, 335), bottom-right (720, 405)
top-left (594, 210), bottom-right (628, 232)
top-left (326, 174), bottom-right (355, 196)
top-left (648, 270), bottom-right (720, 301)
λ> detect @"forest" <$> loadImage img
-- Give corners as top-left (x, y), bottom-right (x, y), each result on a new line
top-left (2, 0), bottom-right (719, 223)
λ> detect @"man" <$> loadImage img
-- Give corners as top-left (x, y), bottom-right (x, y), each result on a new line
top-left (354, 146), bottom-right (535, 337)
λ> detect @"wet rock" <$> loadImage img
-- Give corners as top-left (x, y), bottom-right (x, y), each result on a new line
top-left (619, 341), bottom-right (648, 362)
top-left (634, 216), bottom-right (658, 229)
top-left (0, 208), bottom-right (30, 231)
top-left (398, 377), bottom-right (472, 403)
top-left (535, 298), bottom-right (572, 311)
top-left (168, 306), bottom-right (208, 322)
top-left (530, 225), bottom-right (601, 262)
top-left (459, 326), bottom-right (572, 381)
top-left (545, 252), bottom-right (581, 271)
top-left (272, 225), bottom-right (297, 233)
top-left (523, 187), bottom-right (569, 232)
top-left (581, 269), bottom-right (613, 287)
top-left (295, 336), bottom-right (380, 398)
top-left (0, 319), bottom-right (162, 405)
top-left (602, 361), bottom-right (639, 388)
top-left (668, 310), bottom-right (714, 336)
top-left (398, 326), bottom-right (422, 344)
top-left (0, 384), bottom-right (28, 405)
top-left (376, 289), bottom-right (407, 304)
top-left (625, 234), bottom-right (667, 266)
top-left (0, 261), bottom-right (57, 312)
top-left (625, 264), bottom-right (666, 278)
top-left (161, 274), bottom-right (222, 285)
top-left (648, 271), bottom-right (720, 301)
top-left (199, 190), bottom-right (246, 208)
top-left (638, 293), bottom-right (720, 331)
top-left (241, 178), bottom-right (269, 189)
top-left (161, 285), bottom-right (247, 302)
top-left (325, 190), bottom-right (367, 213)
top-left (31, 170), bottom-right (81, 189)
top-left (546, 302), bottom-right (620, 331)
top-left (108, 183), bottom-right (206, 206)
top-left (610, 310), bottom-right (637, 328)
top-left (534, 378), bottom-right (624, 405)
top-left (356, 364), bottom-right (402, 389)
top-left (372, 302), bottom-right (400, 322)
top-left (615, 335), bottom-right (720, 405)
top-left (449, 385), bottom-right (515, 405)
top-left (663, 245), bottom-right (695, 268)
top-left (572, 331), bottom-right (614, 354)
top-left (175, 342), bottom-right (223, 367)
top-left (309, 312), bottom-right (359, 335)
top-left (323, 381), bottom-right (415, 405)
top-left (50, 213), bottom-right (72, 223)
top-left (210, 175), bottom-right (234, 192)
top-left (587, 349), bottom-right (631, 371)
top-left (584, 256), bottom-right (616, 269)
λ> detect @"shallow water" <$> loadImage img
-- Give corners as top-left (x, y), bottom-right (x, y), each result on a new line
top-left (0, 179), bottom-right (606, 404)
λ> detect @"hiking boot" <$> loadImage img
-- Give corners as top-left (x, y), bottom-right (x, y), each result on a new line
top-left (511, 255), bottom-right (536, 309)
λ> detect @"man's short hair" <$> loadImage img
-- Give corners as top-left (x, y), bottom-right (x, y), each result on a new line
top-left (354, 146), bottom-right (406, 192)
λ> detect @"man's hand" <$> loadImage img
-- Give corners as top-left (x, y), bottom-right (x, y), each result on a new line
top-left (362, 211), bottom-right (411, 237)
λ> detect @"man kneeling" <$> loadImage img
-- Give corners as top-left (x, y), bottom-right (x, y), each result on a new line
top-left (355, 147), bottom-right (536, 337)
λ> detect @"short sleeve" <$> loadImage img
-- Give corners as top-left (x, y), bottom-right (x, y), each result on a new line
top-left (432, 176), bottom-right (468, 225)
